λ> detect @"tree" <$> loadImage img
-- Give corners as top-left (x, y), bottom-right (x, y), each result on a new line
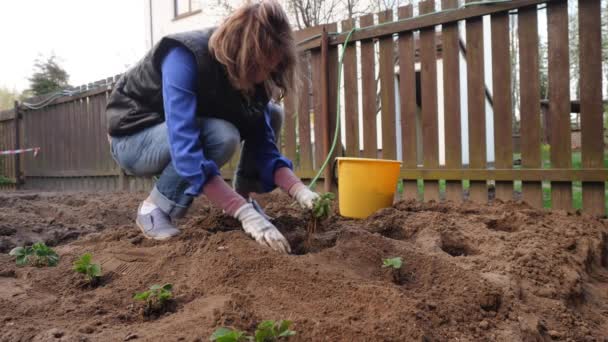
top-left (28, 54), bottom-right (70, 96)
top-left (0, 87), bottom-right (20, 111)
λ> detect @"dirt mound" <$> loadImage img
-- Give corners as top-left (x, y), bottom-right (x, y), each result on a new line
top-left (1, 191), bottom-right (608, 341)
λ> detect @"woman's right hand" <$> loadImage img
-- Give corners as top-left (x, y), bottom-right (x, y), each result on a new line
top-left (234, 203), bottom-right (291, 254)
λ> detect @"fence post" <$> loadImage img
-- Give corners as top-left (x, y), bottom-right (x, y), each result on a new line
top-left (13, 101), bottom-right (22, 189)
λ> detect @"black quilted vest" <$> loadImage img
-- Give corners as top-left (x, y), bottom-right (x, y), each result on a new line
top-left (105, 28), bottom-right (269, 138)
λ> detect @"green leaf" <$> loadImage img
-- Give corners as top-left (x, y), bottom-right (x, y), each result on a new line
top-left (133, 291), bottom-right (151, 301)
top-left (382, 257), bottom-right (403, 269)
top-left (162, 283), bottom-right (173, 291)
top-left (277, 320), bottom-right (292, 334)
top-left (47, 254), bottom-right (59, 267)
top-left (278, 330), bottom-right (296, 338)
top-left (150, 284), bottom-right (162, 291)
top-left (210, 327), bottom-right (251, 342)
top-left (89, 264), bottom-right (101, 278)
top-left (9, 247), bottom-right (25, 256)
top-left (16, 255), bottom-right (29, 266)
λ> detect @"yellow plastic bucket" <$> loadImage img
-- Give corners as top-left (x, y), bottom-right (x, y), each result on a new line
top-left (336, 157), bottom-right (402, 219)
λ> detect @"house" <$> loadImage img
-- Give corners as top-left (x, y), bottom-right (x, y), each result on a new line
top-left (144, 0), bottom-right (227, 49)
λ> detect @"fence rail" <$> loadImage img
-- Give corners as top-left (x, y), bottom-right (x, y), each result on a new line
top-left (1, 0), bottom-right (606, 216)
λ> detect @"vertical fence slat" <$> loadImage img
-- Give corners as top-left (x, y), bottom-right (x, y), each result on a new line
top-left (398, 5), bottom-right (419, 201)
top-left (548, 0), bottom-right (572, 211)
top-left (442, 0), bottom-right (462, 202)
top-left (311, 44), bottom-right (324, 169)
top-left (342, 18), bottom-right (360, 158)
top-left (360, 14), bottom-right (377, 159)
top-left (519, 5), bottom-right (543, 208)
top-left (283, 95), bottom-right (297, 162)
top-left (492, 11), bottom-right (514, 202)
top-left (326, 22), bottom-right (340, 189)
top-left (579, 0), bottom-right (605, 216)
top-left (379, 10), bottom-right (397, 160)
top-left (466, 0), bottom-right (487, 203)
top-left (420, 0), bottom-right (440, 202)
top-left (297, 53), bottom-right (313, 174)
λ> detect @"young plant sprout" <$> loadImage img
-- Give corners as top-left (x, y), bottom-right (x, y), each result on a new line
top-left (254, 320), bottom-right (296, 341)
top-left (382, 257), bottom-right (404, 285)
top-left (73, 253), bottom-right (102, 283)
top-left (10, 242), bottom-right (59, 267)
top-left (209, 327), bottom-right (251, 342)
top-left (133, 283), bottom-right (173, 315)
top-left (308, 192), bottom-right (335, 238)
top-left (210, 320), bottom-right (296, 342)
top-left (382, 257), bottom-right (403, 269)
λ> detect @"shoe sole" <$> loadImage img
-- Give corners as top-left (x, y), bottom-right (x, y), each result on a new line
top-left (135, 219), bottom-right (175, 241)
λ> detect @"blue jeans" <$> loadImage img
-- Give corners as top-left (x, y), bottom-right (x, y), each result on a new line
top-left (110, 106), bottom-right (283, 219)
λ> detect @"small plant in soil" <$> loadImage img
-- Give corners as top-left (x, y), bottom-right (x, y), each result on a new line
top-left (308, 192), bottom-right (335, 238)
top-left (210, 320), bottom-right (296, 342)
top-left (133, 283), bottom-right (173, 317)
top-left (209, 327), bottom-right (251, 342)
top-left (254, 320), bottom-right (296, 341)
top-left (73, 253), bottom-right (102, 285)
top-left (382, 257), bottom-right (404, 284)
top-left (9, 242), bottom-right (59, 267)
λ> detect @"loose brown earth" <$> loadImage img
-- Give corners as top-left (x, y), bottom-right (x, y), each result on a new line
top-left (1, 191), bottom-right (608, 341)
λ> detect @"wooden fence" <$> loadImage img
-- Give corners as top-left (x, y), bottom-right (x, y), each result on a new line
top-left (1, 0), bottom-right (606, 215)
top-left (285, 0), bottom-right (607, 215)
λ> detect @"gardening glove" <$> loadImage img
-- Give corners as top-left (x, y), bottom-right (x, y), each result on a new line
top-left (234, 203), bottom-right (291, 254)
top-left (291, 185), bottom-right (320, 210)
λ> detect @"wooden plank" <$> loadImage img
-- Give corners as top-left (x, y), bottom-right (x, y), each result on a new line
top-left (299, 0), bottom-right (552, 51)
top-left (399, 168), bottom-right (608, 182)
top-left (519, 5), bottom-right (543, 208)
top-left (398, 5), bottom-right (418, 201)
top-left (99, 93), bottom-right (113, 172)
top-left (378, 10), bottom-right (397, 160)
top-left (442, 0), bottom-right (462, 203)
top-left (90, 94), bottom-right (102, 173)
top-left (26, 170), bottom-right (120, 177)
top-left (547, 0), bottom-right (572, 211)
top-left (326, 22), bottom-right (340, 192)
top-left (311, 45), bottom-right (324, 168)
top-left (579, 0), bottom-right (605, 216)
top-left (360, 14), bottom-right (377, 159)
top-left (419, 0), bottom-right (440, 202)
top-left (466, 0), bottom-right (487, 203)
top-left (297, 53), bottom-right (314, 173)
top-left (491, 11), bottom-right (514, 202)
top-left (342, 18), bottom-right (360, 158)
top-left (282, 95), bottom-right (297, 162)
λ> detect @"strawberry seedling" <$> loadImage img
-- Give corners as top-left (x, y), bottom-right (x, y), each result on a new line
top-left (9, 242), bottom-right (59, 267)
top-left (254, 320), bottom-right (296, 341)
top-left (133, 283), bottom-right (173, 317)
top-left (210, 320), bottom-right (296, 342)
top-left (382, 257), bottom-right (403, 269)
top-left (209, 327), bottom-right (252, 342)
top-left (382, 257), bottom-right (404, 285)
top-left (308, 192), bottom-right (335, 239)
top-left (73, 253), bottom-right (102, 285)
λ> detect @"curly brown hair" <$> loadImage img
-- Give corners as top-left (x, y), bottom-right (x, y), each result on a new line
top-left (209, 0), bottom-right (297, 100)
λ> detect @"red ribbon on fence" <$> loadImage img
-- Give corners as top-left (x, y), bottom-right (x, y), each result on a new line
top-left (0, 147), bottom-right (40, 157)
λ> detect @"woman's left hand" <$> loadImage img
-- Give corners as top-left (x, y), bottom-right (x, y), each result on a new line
top-left (292, 186), bottom-right (320, 210)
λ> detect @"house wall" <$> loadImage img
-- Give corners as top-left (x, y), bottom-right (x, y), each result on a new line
top-left (144, 0), bottom-right (226, 49)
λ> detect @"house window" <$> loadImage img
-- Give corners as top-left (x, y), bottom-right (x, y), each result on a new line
top-left (174, 0), bottom-right (201, 20)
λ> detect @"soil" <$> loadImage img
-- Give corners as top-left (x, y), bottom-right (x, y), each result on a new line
top-left (1, 190), bottom-right (608, 341)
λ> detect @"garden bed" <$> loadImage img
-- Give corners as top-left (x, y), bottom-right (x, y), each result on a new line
top-left (1, 191), bottom-right (607, 341)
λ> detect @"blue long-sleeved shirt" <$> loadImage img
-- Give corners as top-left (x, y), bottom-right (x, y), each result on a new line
top-left (161, 46), bottom-right (292, 196)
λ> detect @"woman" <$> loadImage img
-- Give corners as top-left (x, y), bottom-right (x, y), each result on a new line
top-left (105, 0), bottom-right (318, 254)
